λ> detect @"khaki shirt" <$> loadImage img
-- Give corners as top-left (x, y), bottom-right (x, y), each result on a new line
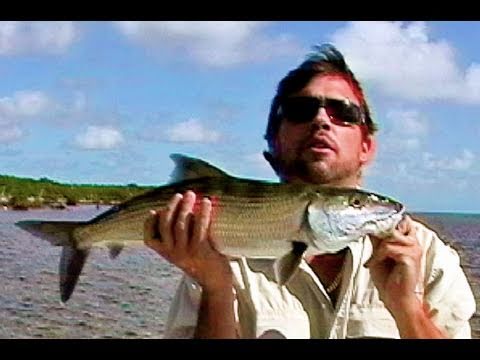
top-left (163, 220), bottom-right (476, 338)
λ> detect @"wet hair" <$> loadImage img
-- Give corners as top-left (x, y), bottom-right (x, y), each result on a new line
top-left (264, 43), bottom-right (378, 153)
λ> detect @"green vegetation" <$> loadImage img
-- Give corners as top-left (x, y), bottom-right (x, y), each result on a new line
top-left (0, 175), bottom-right (155, 209)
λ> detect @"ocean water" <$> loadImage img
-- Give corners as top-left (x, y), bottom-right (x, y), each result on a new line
top-left (0, 205), bottom-right (183, 339)
top-left (0, 207), bottom-right (478, 338)
top-left (412, 212), bottom-right (480, 278)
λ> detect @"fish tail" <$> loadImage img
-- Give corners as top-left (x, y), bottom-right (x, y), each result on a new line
top-left (15, 220), bottom-right (86, 246)
top-left (16, 220), bottom-right (90, 302)
top-left (60, 245), bottom-right (90, 302)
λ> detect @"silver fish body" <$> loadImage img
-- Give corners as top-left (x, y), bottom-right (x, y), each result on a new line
top-left (16, 154), bottom-right (405, 302)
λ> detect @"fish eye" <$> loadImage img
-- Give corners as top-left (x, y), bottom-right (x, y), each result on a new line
top-left (350, 197), bottom-right (363, 208)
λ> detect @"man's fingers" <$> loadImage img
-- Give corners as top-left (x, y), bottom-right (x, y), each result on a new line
top-left (397, 215), bottom-right (413, 235)
top-left (370, 243), bottom-right (411, 265)
top-left (191, 197), bottom-right (212, 251)
top-left (371, 229), bottom-right (417, 250)
top-left (158, 193), bottom-right (184, 251)
top-left (366, 236), bottom-right (421, 268)
top-left (174, 190), bottom-right (196, 251)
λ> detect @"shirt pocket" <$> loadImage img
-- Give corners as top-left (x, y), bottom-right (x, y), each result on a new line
top-left (346, 304), bottom-right (400, 338)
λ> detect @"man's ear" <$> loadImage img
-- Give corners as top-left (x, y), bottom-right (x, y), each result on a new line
top-left (359, 134), bottom-right (376, 166)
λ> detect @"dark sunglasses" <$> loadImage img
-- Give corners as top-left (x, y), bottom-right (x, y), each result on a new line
top-left (277, 96), bottom-right (365, 126)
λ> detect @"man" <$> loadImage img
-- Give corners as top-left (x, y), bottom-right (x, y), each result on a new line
top-left (144, 44), bottom-right (476, 338)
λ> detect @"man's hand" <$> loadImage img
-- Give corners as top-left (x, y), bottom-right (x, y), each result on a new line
top-left (366, 215), bottom-right (448, 338)
top-left (144, 190), bottom-right (233, 292)
top-left (366, 215), bottom-right (423, 316)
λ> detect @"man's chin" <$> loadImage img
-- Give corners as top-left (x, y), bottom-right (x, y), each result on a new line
top-left (278, 156), bottom-right (336, 184)
top-left (294, 161), bottom-right (334, 184)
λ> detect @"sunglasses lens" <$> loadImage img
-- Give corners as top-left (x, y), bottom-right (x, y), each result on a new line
top-left (280, 97), bottom-right (320, 123)
top-left (280, 97), bottom-right (363, 125)
top-left (324, 99), bottom-right (362, 125)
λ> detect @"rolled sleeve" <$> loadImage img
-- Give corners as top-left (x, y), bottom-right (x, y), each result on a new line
top-left (423, 232), bottom-right (476, 338)
top-left (163, 275), bottom-right (202, 339)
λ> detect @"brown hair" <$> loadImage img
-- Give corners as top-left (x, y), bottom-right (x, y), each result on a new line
top-left (264, 44), bottom-right (378, 153)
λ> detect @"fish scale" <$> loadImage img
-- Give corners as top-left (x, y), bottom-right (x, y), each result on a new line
top-left (15, 154), bottom-right (404, 302)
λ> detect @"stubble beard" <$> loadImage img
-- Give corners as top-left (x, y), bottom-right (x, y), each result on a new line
top-left (277, 152), bottom-right (361, 187)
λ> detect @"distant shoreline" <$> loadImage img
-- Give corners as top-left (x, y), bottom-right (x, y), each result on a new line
top-left (1, 174), bottom-right (155, 211)
top-left (1, 203), bottom-right (112, 212)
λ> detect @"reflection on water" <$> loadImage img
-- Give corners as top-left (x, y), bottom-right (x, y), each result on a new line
top-left (0, 207), bottom-right (479, 338)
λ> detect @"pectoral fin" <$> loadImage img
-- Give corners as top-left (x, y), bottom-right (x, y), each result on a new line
top-left (107, 242), bottom-right (124, 259)
top-left (273, 241), bottom-right (308, 285)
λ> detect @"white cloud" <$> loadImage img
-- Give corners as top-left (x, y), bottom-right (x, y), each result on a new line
top-left (0, 91), bottom-right (52, 118)
top-left (75, 126), bottom-right (124, 150)
top-left (0, 125), bottom-right (22, 143)
top-left (423, 149), bottom-right (475, 171)
top-left (393, 162), bottom-right (436, 186)
top-left (388, 109), bottom-right (428, 136)
top-left (165, 118), bottom-right (221, 143)
top-left (330, 21), bottom-right (480, 103)
top-left (0, 90), bottom-right (54, 144)
top-left (380, 109), bottom-right (428, 152)
top-left (113, 21), bottom-right (301, 67)
top-left (0, 21), bottom-right (78, 55)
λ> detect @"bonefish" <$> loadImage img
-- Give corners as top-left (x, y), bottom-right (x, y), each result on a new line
top-left (16, 154), bottom-right (405, 302)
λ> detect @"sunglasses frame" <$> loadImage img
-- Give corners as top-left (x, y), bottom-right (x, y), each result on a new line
top-left (277, 96), bottom-right (366, 126)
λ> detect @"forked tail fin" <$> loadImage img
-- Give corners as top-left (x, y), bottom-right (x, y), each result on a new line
top-left (15, 220), bottom-right (85, 246)
top-left (15, 220), bottom-right (90, 302)
top-left (60, 246), bottom-right (90, 302)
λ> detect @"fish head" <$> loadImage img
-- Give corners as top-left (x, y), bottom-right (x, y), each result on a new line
top-left (306, 187), bottom-right (405, 253)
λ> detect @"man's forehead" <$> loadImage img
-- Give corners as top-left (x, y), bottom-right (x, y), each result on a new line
top-left (299, 74), bottom-right (362, 106)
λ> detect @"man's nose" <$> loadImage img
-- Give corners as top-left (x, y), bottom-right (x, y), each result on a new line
top-left (312, 107), bottom-right (331, 130)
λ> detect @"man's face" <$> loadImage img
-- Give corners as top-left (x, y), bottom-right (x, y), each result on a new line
top-left (272, 74), bottom-right (375, 187)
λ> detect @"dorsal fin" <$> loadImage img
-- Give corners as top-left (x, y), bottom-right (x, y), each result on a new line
top-left (169, 154), bottom-right (230, 181)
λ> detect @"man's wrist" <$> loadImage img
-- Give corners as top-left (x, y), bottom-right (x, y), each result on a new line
top-left (202, 279), bottom-right (234, 297)
top-left (387, 295), bottom-right (423, 320)
top-left (388, 299), bottom-right (447, 338)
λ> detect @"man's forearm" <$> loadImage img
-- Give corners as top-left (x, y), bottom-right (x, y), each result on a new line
top-left (194, 287), bottom-right (238, 339)
top-left (391, 300), bottom-right (448, 339)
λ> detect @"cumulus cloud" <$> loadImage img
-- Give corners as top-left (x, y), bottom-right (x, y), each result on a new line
top-left (330, 21), bottom-right (480, 103)
top-left (380, 109), bottom-right (429, 153)
top-left (165, 118), bottom-right (221, 143)
top-left (75, 126), bottom-right (124, 150)
top-left (0, 125), bottom-right (22, 143)
top-left (113, 21), bottom-right (301, 67)
top-left (390, 161), bottom-right (437, 186)
top-left (372, 145), bottom-right (476, 190)
top-left (423, 149), bottom-right (475, 171)
top-left (0, 90), bottom-right (54, 144)
top-left (0, 91), bottom-right (52, 118)
top-left (0, 21), bottom-right (79, 55)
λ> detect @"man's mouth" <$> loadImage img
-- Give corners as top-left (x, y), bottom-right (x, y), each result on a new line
top-left (306, 137), bottom-right (336, 152)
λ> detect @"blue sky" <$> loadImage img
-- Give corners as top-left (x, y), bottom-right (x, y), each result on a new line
top-left (0, 21), bottom-right (479, 213)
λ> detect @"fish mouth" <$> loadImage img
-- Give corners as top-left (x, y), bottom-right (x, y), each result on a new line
top-left (362, 209), bottom-right (405, 236)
